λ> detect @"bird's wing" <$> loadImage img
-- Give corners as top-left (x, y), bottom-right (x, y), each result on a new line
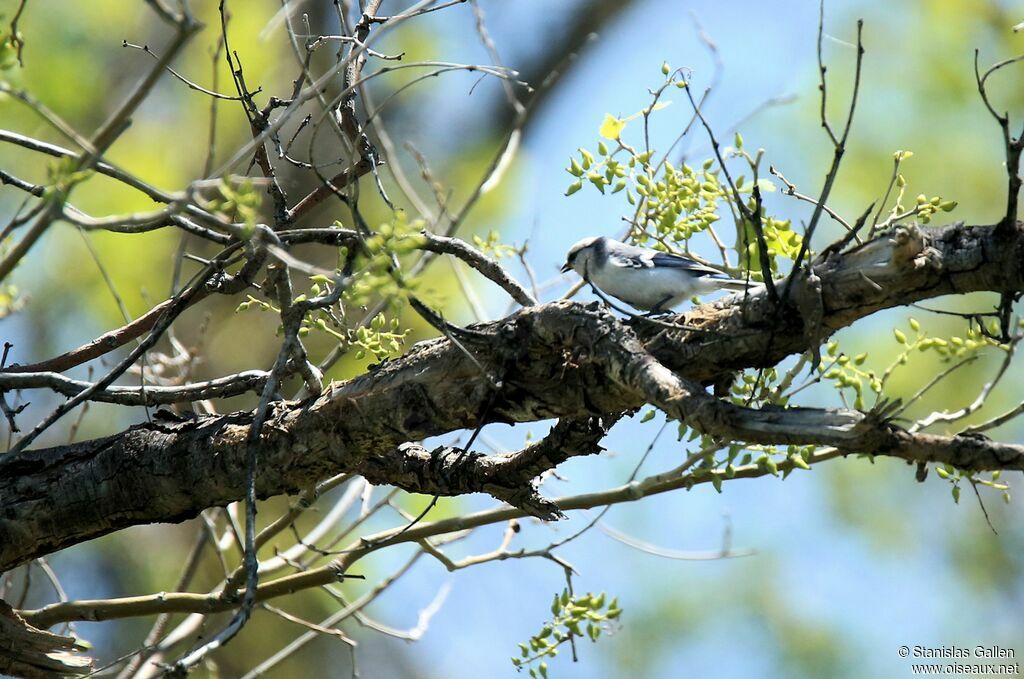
top-left (647, 251), bottom-right (729, 278)
top-left (605, 250), bottom-right (648, 269)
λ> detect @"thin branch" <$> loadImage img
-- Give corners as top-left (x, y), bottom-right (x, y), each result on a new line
top-left (0, 370), bottom-right (270, 406)
top-left (121, 40), bottom-right (247, 100)
top-left (418, 231), bottom-right (536, 307)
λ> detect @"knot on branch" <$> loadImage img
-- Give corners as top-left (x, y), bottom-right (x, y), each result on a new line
top-left (890, 224), bottom-right (928, 266)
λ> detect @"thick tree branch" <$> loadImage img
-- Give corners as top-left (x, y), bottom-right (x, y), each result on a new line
top-left (357, 415), bottom-right (614, 520)
top-left (1, 221), bottom-right (1023, 572)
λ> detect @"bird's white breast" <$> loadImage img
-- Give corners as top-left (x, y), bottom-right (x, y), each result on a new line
top-left (588, 261), bottom-right (713, 310)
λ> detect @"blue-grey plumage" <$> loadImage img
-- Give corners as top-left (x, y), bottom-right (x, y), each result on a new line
top-left (561, 236), bottom-right (752, 311)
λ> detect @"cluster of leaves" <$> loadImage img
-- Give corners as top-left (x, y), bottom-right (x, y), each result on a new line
top-left (472, 229), bottom-right (518, 259)
top-left (342, 211), bottom-right (427, 309)
top-left (564, 120), bottom-right (730, 254)
top-left (632, 159), bottom-right (726, 241)
top-left (564, 64), bottom-right (802, 280)
top-left (701, 436), bottom-right (815, 492)
top-left (875, 151), bottom-right (957, 230)
top-left (726, 134), bottom-right (801, 271)
top-left (207, 178), bottom-right (261, 238)
top-left (234, 213), bottom-right (430, 362)
top-left (817, 317), bottom-right (1004, 411)
top-left (512, 590), bottom-right (621, 678)
top-left (657, 315), bottom-right (1008, 488)
top-left (344, 312), bottom-right (409, 361)
top-left (729, 366), bottom-right (784, 405)
top-left (640, 405), bottom-right (815, 490)
top-left (237, 288), bottom-right (409, 362)
top-left (936, 466), bottom-right (1010, 505)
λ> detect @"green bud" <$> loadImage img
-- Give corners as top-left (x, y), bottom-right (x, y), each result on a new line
top-left (894, 329), bottom-right (907, 344)
top-left (661, 61), bottom-right (671, 75)
top-left (791, 454), bottom-right (811, 471)
top-left (565, 180), bottom-right (583, 196)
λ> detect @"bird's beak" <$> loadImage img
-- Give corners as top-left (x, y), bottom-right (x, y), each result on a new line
top-left (560, 262), bottom-right (572, 274)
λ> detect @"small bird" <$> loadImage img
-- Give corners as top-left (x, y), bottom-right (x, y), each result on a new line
top-left (561, 236), bottom-right (753, 313)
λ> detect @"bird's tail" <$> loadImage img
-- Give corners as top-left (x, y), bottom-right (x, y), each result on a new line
top-left (717, 278), bottom-right (761, 291)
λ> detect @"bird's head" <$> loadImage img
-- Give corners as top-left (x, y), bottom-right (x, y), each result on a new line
top-left (561, 236), bottom-right (602, 275)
